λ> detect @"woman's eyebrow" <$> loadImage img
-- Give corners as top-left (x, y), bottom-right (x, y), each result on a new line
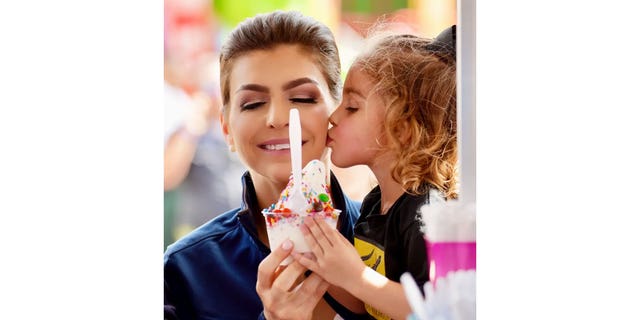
top-left (282, 77), bottom-right (319, 91)
top-left (235, 84), bottom-right (269, 94)
top-left (234, 78), bottom-right (319, 94)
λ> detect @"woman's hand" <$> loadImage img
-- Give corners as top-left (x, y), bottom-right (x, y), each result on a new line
top-left (256, 239), bottom-right (330, 320)
top-left (294, 216), bottom-right (367, 292)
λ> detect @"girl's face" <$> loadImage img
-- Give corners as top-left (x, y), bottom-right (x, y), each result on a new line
top-left (327, 65), bottom-right (386, 168)
top-left (222, 44), bottom-right (334, 185)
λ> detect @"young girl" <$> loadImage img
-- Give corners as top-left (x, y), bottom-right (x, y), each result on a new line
top-left (294, 26), bottom-right (458, 320)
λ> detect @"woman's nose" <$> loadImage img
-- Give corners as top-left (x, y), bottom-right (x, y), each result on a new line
top-left (266, 102), bottom-right (289, 129)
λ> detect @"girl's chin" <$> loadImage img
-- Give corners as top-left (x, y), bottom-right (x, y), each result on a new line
top-left (329, 157), bottom-right (348, 169)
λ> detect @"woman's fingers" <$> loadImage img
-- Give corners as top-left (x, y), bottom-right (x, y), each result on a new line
top-left (256, 239), bottom-right (293, 293)
top-left (267, 272), bottom-right (329, 320)
top-left (294, 273), bottom-right (330, 310)
top-left (257, 239), bottom-right (330, 320)
top-left (271, 260), bottom-right (307, 292)
top-left (292, 252), bottom-right (319, 273)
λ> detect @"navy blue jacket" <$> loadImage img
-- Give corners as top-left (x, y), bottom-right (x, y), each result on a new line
top-left (164, 171), bottom-right (362, 320)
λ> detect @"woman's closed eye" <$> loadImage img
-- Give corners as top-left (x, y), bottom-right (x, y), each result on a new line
top-left (345, 106), bottom-right (358, 113)
top-left (290, 97), bottom-right (317, 104)
top-left (240, 101), bottom-right (266, 111)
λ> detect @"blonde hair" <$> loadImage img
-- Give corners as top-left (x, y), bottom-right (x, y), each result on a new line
top-left (356, 34), bottom-right (458, 199)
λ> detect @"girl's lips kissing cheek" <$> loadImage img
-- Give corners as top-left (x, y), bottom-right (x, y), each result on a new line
top-left (325, 135), bottom-right (334, 147)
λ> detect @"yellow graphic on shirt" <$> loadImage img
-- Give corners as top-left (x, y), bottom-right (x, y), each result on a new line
top-left (354, 236), bottom-right (389, 320)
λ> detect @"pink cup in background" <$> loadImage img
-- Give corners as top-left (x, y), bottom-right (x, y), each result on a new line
top-left (420, 198), bottom-right (476, 282)
top-left (426, 239), bottom-right (476, 281)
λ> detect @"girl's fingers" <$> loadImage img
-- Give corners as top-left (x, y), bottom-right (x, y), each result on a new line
top-left (313, 216), bottom-right (339, 243)
top-left (304, 216), bottom-right (333, 250)
top-left (301, 223), bottom-right (325, 257)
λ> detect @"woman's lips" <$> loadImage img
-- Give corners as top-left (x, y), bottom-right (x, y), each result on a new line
top-left (258, 139), bottom-right (307, 151)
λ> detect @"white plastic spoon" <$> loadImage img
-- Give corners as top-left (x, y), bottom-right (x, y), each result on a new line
top-left (288, 108), bottom-right (306, 211)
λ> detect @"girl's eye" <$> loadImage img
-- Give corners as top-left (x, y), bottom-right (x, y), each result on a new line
top-left (241, 101), bottom-right (265, 111)
top-left (345, 106), bottom-right (358, 113)
top-left (290, 97), bottom-right (317, 104)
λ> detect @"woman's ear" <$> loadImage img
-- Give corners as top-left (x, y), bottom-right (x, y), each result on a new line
top-left (220, 112), bottom-right (236, 152)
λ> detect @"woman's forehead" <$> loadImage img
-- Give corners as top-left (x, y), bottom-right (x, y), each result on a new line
top-left (229, 46), bottom-right (329, 92)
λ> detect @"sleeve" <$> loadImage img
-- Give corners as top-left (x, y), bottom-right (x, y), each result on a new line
top-left (164, 255), bottom-right (194, 320)
top-left (164, 279), bottom-right (180, 320)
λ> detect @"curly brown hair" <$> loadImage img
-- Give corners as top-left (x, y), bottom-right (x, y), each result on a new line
top-left (356, 34), bottom-right (458, 199)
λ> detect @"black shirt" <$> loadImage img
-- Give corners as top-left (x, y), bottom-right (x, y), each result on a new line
top-left (354, 185), bottom-right (436, 320)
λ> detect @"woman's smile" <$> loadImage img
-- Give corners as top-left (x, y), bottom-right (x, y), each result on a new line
top-left (258, 138), bottom-right (308, 153)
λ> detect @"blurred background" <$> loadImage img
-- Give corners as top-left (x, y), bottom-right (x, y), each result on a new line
top-left (164, 0), bottom-right (457, 249)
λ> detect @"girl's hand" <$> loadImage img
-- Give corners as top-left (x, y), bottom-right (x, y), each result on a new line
top-left (294, 216), bottom-right (367, 292)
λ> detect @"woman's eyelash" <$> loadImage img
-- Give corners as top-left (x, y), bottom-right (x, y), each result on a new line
top-left (240, 97), bottom-right (315, 110)
top-left (290, 97), bottom-right (317, 104)
top-left (241, 101), bottom-right (265, 110)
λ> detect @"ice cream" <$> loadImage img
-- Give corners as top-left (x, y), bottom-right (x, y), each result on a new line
top-left (262, 159), bottom-right (340, 264)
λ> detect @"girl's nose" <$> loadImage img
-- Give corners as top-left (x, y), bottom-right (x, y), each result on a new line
top-left (328, 111), bottom-right (339, 127)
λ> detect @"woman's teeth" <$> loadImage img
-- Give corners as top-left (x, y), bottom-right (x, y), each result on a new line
top-left (264, 144), bottom-right (290, 151)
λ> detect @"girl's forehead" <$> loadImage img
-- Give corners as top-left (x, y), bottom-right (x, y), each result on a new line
top-left (344, 69), bottom-right (380, 105)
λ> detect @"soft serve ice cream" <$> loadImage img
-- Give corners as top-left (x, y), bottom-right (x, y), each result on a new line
top-left (262, 159), bottom-right (340, 264)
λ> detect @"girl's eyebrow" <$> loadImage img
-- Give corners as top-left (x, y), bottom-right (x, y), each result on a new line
top-left (344, 87), bottom-right (365, 99)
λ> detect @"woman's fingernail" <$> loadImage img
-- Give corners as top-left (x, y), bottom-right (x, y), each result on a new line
top-left (281, 239), bottom-right (293, 250)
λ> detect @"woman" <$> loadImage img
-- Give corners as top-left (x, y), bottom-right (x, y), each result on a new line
top-left (164, 11), bottom-right (363, 320)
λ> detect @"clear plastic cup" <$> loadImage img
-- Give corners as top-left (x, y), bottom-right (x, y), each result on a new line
top-left (263, 209), bottom-right (341, 265)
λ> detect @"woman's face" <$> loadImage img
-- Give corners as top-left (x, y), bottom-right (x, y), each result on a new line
top-left (327, 65), bottom-right (386, 168)
top-left (222, 44), bottom-right (334, 185)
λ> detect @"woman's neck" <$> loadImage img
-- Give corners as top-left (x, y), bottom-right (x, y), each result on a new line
top-left (249, 171), bottom-right (288, 248)
top-left (251, 173), bottom-right (288, 211)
